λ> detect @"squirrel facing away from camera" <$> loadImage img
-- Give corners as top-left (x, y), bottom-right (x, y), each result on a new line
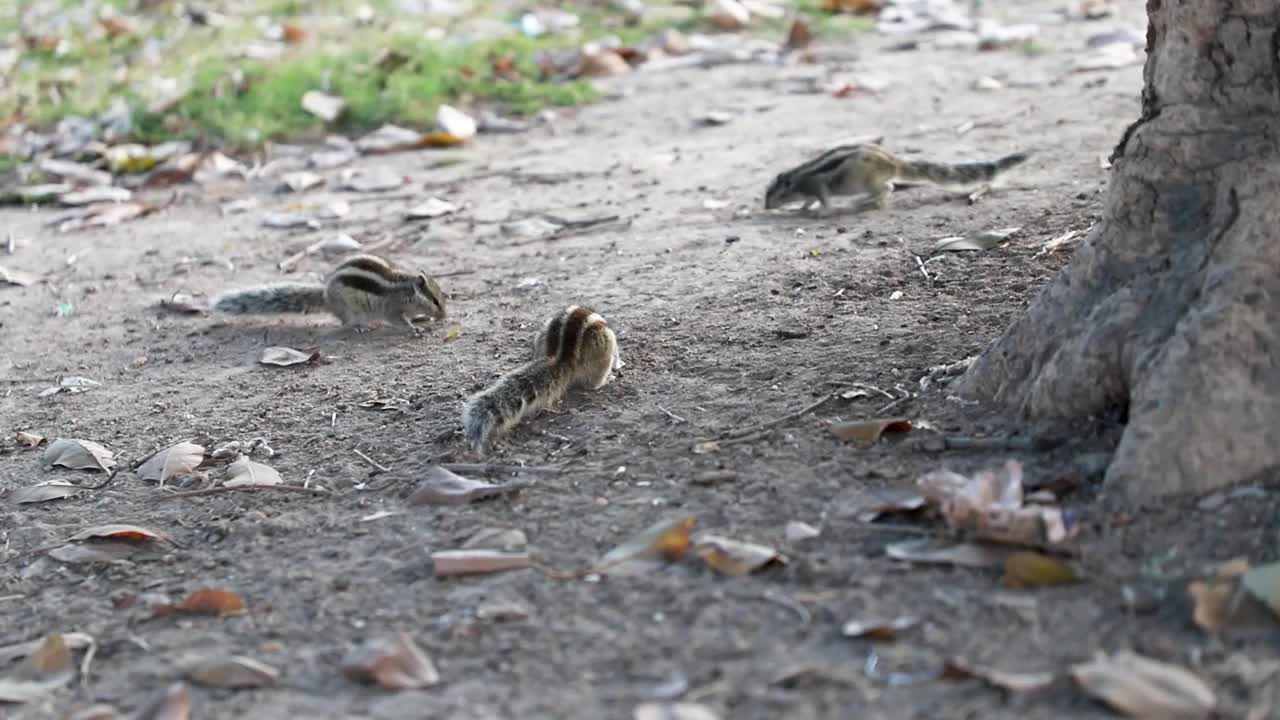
top-left (211, 253), bottom-right (447, 332)
top-left (764, 143), bottom-right (1030, 215)
top-left (463, 305), bottom-right (622, 453)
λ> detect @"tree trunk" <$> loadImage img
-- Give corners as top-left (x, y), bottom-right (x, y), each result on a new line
top-left (958, 0), bottom-right (1280, 503)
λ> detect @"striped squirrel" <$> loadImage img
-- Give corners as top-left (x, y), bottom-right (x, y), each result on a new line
top-left (463, 306), bottom-right (621, 453)
top-left (764, 143), bottom-right (1029, 215)
top-left (212, 253), bottom-right (447, 332)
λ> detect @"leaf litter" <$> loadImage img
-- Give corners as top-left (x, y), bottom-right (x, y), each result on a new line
top-left (223, 455), bottom-right (283, 487)
top-left (829, 417), bottom-right (913, 443)
top-left (1070, 650), bottom-right (1216, 719)
top-left (44, 438), bottom-right (116, 472)
top-left (407, 465), bottom-right (529, 506)
top-left (942, 657), bottom-right (1057, 694)
top-left (152, 589), bottom-right (248, 618)
top-left (11, 479), bottom-right (82, 505)
top-left (182, 654), bottom-right (280, 689)
top-left (431, 549), bottom-right (532, 577)
top-left (259, 346), bottom-right (322, 367)
top-left (693, 533), bottom-right (787, 576)
top-left (592, 515), bottom-right (696, 576)
top-left (0, 632), bottom-right (75, 704)
top-left (341, 633), bottom-right (440, 689)
top-left (138, 441), bottom-right (206, 486)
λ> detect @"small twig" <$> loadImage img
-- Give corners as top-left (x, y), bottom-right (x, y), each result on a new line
top-left (730, 590), bottom-right (812, 626)
top-left (0, 594), bottom-right (23, 602)
top-left (0, 377), bottom-right (57, 384)
top-left (151, 484), bottom-right (332, 502)
top-left (79, 638), bottom-right (97, 690)
top-left (878, 395), bottom-right (910, 415)
top-left (822, 381), bottom-right (895, 400)
top-left (433, 269), bottom-right (477, 278)
top-left (657, 406), bottom-right (687, 424)
top-left (353, 448), bottom-right (390, 473)
top-left (438, 463), bottom-right (565, 475)
top-left (707, 392), bottom-right (840, 444)
top-left (912, 254), bottom-right (933, 287)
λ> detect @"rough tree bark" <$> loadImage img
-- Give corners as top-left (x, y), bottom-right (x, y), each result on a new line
top-left (958, 0), bottom-right (1280, 503)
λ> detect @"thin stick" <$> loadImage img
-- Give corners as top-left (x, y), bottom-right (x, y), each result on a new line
top-left (0, 377), bottom-right (57, 384)
top-left (707, 392), bottom-right (840, 443)
top-left (353, 448), bottom-right (390, 473)
top-left (878, 395), bottom-right (909, 415)
top-left (912, 254), bottom-right (933, 287)
top-left (433, 269), bottom-right (477, 278)
top-left (0, 594), bottom-right (23, 603)
top-left (657, 405), bottom-right (687, 424)
top-left (822, 381), bottom-right (895, 400)
top-left (151, 484), bottom-right (332, 502)
top-left (439, 463), bottom-right (565, 475)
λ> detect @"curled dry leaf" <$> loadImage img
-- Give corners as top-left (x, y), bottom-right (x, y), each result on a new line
top-left (153, 589), bottom-right (247, 618)
top-left (405, 197), bottom-right (457, 219)
top-left (918, 460), bottom-right (1079, 547)
top-left (341, 633), bottom-right (440, 689)
top-left (841, 616), bottom-right (918, 641)
top-left (1070, 650), bottom-right (1216, 719)
top-left (57, 202), bottom-right (158, 233)
top-left (68, 524), bottom-right (174, 544)
top-left (431, 549), bottom-right (531, 578)
top-left (356, 124), bottom-right (426, 154)
top-left (932, 227), bottom-right (1021, 253)
top-left (44, 438), bottom-right (116, 472)
top-left (159, 292), bottom-right (207, 314)
top-left (408, 466), bottom-right (528, 506)
top-left (0, 632), bottom-right (75, 704)
top-left (224, 456), bottom-right (282, 487)
top-left (133, 682), bottom-right (192, 720)
top-left (11, 479), bottom-right (81, 505)
top-left (183, 655), bottom-right (280, 688)
top-left (138, 442), bottom-right (206, 485)
top-left (259, 346), bottom-right (322, 367)
top-left (694, 534), bottom-right (787, 576)
top-left (594, 515), bottom-right (696, 576)
top-left (853, 489), bottom-right (928, 522)
top-left (886, 538), bottom-right (1013, 569)
top-left (829, 417), bottom-right (912, 443)
top-left (16, 430), bottom-right (46, 448)
top-left (1002, 551), bottom-right (1079, 589)
top-left (784, 521), bottom-right (820, 543)
top-left (942, 657), bottom-right (1057, 694)
top-left (48, 541), bottom-right (144, 563)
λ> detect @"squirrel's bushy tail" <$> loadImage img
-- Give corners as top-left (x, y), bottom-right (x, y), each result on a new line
top-left (211, 283), bottom-right (327, 315)
top-left (897, 151), bottom-right (1030, 186)
top-left (462, 361), bottom-right (571, 453)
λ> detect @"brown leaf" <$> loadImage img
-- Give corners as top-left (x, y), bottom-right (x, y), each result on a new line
top-left (408, 466), bottom-right (528, 506)
top-left (829, 417), bottom-right (912, 443)
top-left (56, 202), bottom-right (157, 232)
top-left (885, 538), bottom-right (1013, 568)
top-left (1070, 650), bottom-right (1216, 719)
top-left (341, 633), bottom-right (440, 689)
top-left (821, 0), bottom-right (881, 14)
top-left (841, 616), bottom-right (918, 641)
top-left (783, 17), bottom-right (813, 51)
top-left (594, 515), bottom-right (696, 576)
top-left (0, 632), bottom-right (95, 666)
top-left (1188, 579), bottom-right (1238, 633)
top-left (15, 431), bottom-right (46, 448)
top-left (183, 655), bottom-right (280, 688)
top-left (153, 589), bottom-right (247, 618)
top-left (133, 682), bottom-right (192, 720)
top-left (259, 346), bottom-right (321, 367)
top-left (67, 524), bottom-right (174, 544)
top-left (11, 479), bottom-right (81, 504)
top-left (44, 438), bottom-right (116, 472)
top-left (1002, 551), bottom-right (1079, 589)
top-left (0, 633), bottom-right (75, 703)
top-left (281, 23), bottom-right (308, 43)
top-left (918, 460), bottom-right (1079, 547)
top-left (694, 534), bottom-right (787, 576)
top-left (431, 549), bottom-right (531, 577)
top-left (224, 456), bottom-right (282, 487)
top-left (138, 442), bottom-right (206, 486)
top-left (942, 657), bottom-right (1056, 694)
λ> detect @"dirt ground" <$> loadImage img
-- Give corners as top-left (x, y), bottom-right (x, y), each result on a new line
top-left (4, 2), bottom-right (1279, 718)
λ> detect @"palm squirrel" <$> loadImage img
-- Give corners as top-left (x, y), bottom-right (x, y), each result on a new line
top-left (212, 253), bottom-right (447, 332)
top-left (463, 305), bottom-right (621, 453)
top-left (764, 143), bottom-right (1029, 214)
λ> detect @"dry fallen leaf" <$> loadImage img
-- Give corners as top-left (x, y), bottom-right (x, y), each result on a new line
top-left (259, 346), bottom-right (321, 367)
top-left (932, 227), bottom-right (1021, 253)
top-left (64, 703), bottom-right (123, 720)
top-left (153, 589), bottom-right (247, 618)
top-left (918, 460), bottom-right (1079, 547)
top-left (1070, 650), bottom-right (1216, 719)
top-left (341, 633), bottom-right (440, 689)
top-left (67, 524), bottom-right (174, 544)
top-left (1241, 561), bottom-right (1280, 620)
top-left (431, 549), bottom-right (531, 577)
top-left (783, 17), bottom-right (813, 52)
top-left (885, 538), bottom-right (1013, 569)
top-left (341, 167), bottom-right (405, 193)
top-left (841, 616), bottom-right (918, 641)
top-left (0, 632), bottom-right (75, 704)
top-left (138, 442), bottom-right (206, 486)
top-left (133, 682), bottom-right (192, 720)
top-left (48, 540), bottom-right (144, 563)
top-left (853, 489), bottom-right (928, 522)
top-left (694, 534), bottom-right (787, 576)
top-left (594, 515), bottom-right (696, 576)
top-left (829, 417), bottom-right (912, 443)
top-left (0, 632), bottom-right (95, 666)
top-left (407, 466), bottom-right (528, 506)
top-left (183, 655), bottom-right (280, 688)
top-left (56, 202), bottom-right (157, 232)
top-left (301, 90), bottom-right (345, 123)
top-left (461, 527), bottom-right (528, 551)
top-left (159, 292), bottom-right (207, 314)
top-left (0, 264), bottom-right (37, 287)
top-left (15, 430), bottom-right (46, 448)
top-left (280, 170), bottom-right (325, 192)
top-left (223, 455), bottom-right (283, 487)
top-left (11, 479), bottom-right (81, 505)
top-left (58, 186), bottom-right (132, 206)
top-left (822, 0), bottom-right (880, 13)
top-left (942, 657), bottom-right (1057, 694)
top-left (405, 197), bottom-right (457, 219)
top-left (355, 124), bottom-right (425, 154)
top-left (1002, 551), bottom-right (1079, 589)
top-left (44, 438), bottom-right (116, 472)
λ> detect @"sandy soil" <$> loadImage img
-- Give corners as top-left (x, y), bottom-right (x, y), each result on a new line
top-left (3, 2), bottom-right (1278, 718)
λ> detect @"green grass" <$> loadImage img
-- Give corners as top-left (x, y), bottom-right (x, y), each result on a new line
top-left (1, 0), bottom-right (872, 151)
